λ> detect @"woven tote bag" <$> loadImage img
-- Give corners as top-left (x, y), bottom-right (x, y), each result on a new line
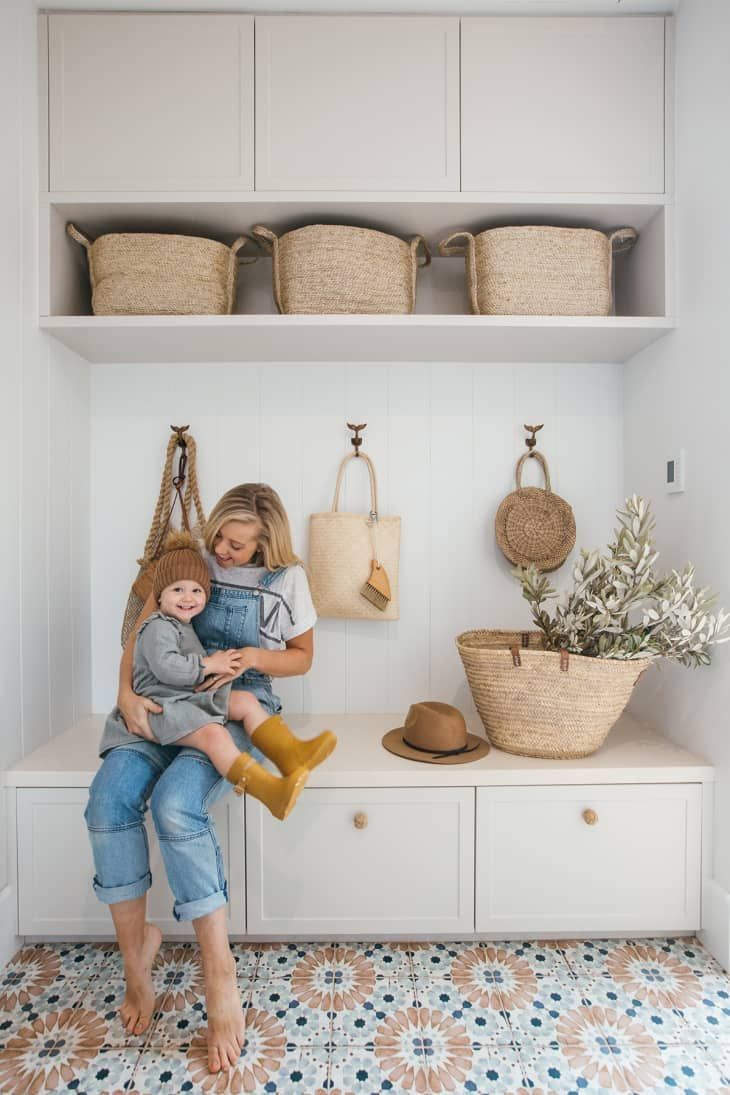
top-left (67, 223), bottom-right (256, 316)
top-left (121, 428), bottom-right (206, 646)
top-left (495, 451), bottom-right (575, 572)
top-left (251, 223), bottom-right (430, 315)
top-left (439, 226), bottom-right (637, 316)
top-left (456, 629), bottom-right (652, 759)
top-left (309, 453), bottom-right (401, 620)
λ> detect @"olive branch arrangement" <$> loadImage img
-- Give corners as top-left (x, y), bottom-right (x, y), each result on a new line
top-left (513, 496), bottom-right (730, 665)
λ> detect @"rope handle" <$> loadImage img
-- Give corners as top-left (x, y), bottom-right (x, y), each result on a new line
top-left (251, 225), bottom-right (284, 313)
top-left (140, 430), bottom-right (207, 566)
top-left (515, 450), bottom-right (552, 493)
top-left (409, 235), bottom-right (432, 269)
top-left (331, 451), bottom-right (379, 517)
top-left (438, 231), bottom-right (479, 315)
top-left (230, 235), bottom-right (258, 266)
top-left (66, 223), bottom-right (94, 250)
top-left (608, 227), bottom-right (638, 254)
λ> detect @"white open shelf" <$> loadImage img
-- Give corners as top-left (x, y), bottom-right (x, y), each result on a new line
top-left (40, 195), bottom-right (674, 364)
top-left (40, 313), bottom-right (675, 365)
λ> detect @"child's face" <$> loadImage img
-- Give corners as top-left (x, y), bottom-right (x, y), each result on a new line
top-left (159, 580), bottom-right (207, 623)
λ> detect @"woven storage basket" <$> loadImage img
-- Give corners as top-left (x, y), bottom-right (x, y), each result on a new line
top-left (456, 629), bottom-right (651, 759)
top-left (251, 224), bottom-right (431, 314)
top-left (67, 224), bottom-right (256, 316)
top-left (495, 451), bottom-right (576, 572)
top-left (439, 225), bottom-right (637, 316)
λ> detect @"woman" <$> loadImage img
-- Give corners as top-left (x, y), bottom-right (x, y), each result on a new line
top-left (84, 484), bottom-right (321, 1075)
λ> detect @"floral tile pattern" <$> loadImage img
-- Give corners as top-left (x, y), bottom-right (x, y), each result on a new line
top-left (0, 936), bottom-right (728, 1093)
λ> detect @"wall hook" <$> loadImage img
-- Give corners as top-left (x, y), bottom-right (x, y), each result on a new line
top-left (347, 422), bottom-right (367, 456)
top-left (524, 423), bottom-right (543, 457)
top-left (170, 424), bottom-right (189, 449)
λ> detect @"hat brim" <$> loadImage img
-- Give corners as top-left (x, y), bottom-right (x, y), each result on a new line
top-left (381, 727), bottom-right (490, 765)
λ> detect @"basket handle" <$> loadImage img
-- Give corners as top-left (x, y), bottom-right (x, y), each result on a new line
top-left (409, 235), bottom-right (431, 269)
top-left (515, 450), bottom-right (552, 493)
top-left (438, 230), bottom-right (479, 315)
top-left (230, 235), bottom-right (258, 266)
top-left (331, 451), bottom-right (379, 517)
top-left (609, 227), bottom-right (638, 254)
top-left (66, 222), bottom-right (94, 250)
top-left (251, 225), bottom-right (283, 314)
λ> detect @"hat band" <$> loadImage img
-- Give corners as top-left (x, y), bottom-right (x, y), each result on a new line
top-left (401, 736), bottom-right (479, 759)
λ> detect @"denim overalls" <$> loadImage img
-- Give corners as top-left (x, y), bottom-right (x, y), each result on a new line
top-left (85, 570), bottom-right (286, 922)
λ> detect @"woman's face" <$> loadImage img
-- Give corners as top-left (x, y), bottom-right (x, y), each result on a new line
top-left (213, 519), bottom-right (262, 568)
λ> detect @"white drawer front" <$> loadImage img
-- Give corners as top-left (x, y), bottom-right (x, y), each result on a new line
top-left (247, 787), bottom-right (474, 934)
top-left (476, 784), bottom-right (701, 934)
top-left (17, 789), bottom-right (245, 937)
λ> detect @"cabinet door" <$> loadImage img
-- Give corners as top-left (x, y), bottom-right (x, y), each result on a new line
top-left (461, 17), bottom-right (665, 194)
top-left (255, 16), bottom-right (460, 191)
top-left (247, 787), bottom-right (474, 934)
top-left (17, 788), bottom-right (245, 936)
top-left (476, 784), bottom-right (701, 935)
top-left (48, 14), bottom-right (254, 192)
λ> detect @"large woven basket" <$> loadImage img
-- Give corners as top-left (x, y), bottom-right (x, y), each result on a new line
top-left (456, 630), bottom-right (652, 759)
top-left (439, 225), bottom-right (637, 316)
top-left (251, 224), bottom-right (431, 314)
top-left (67, 224), bottom-right (255, 316)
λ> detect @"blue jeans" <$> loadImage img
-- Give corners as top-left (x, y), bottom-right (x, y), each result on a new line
top-left (85, 719), bottom-right (266, 922)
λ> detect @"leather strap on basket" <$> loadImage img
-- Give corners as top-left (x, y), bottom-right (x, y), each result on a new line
top-left (515, 451), bottom-right (552, 493)
top-left (251, 225), bottom-right (284, 314)
top-left (331, 451), bottom-right (382, 566)
top-left (510, 644), bottom-right (570, 671)
top-left (139, 429), bottom-right (207, 569)
top-left (438, 231), bottom-right (479, 315)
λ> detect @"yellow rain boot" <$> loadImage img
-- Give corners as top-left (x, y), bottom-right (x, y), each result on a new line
top-left (225, 753), bottom-right (308, 821)
top-left (251, 715), bottom-right (337, 777)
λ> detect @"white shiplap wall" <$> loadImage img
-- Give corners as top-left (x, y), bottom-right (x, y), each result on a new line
top-left (91, 360), bottom-right (622, 716)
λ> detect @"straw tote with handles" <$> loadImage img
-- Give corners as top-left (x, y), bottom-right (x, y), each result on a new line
top-left (495, 451), bottom-right (576, 572)
top-left (121, 428), bottom-right (206, 646)
top-left (309, 453), bottom-right (401, 620)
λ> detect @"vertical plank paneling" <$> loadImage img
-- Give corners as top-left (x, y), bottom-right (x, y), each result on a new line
top-left (47, 348), bottom-right (75, 737)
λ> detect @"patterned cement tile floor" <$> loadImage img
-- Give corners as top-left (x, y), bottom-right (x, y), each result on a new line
top-left (1, 938), bottom-right (729, 1094)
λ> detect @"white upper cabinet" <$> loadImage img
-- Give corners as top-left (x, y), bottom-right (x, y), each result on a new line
top-left (461, 17), bottom-right (666, 194)
top-left (255, 16), bottom-right (460, 192)
top-left (48, 14), bottom-right (254, 192)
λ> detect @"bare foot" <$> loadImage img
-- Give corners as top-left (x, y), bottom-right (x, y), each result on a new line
top-left (119, 922), bottom-right (162, 1036)
top-left (204, 960), bottom-right (245, 1073)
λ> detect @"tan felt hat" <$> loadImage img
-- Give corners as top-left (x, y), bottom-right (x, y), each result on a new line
top-left (382, 701), bottom-right (490, 765)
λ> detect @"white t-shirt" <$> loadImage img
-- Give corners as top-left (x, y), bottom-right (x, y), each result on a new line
top-left (202, 550), bottom-right (317, 650)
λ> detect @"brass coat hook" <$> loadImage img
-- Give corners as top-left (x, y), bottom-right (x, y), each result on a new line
top-left (524, 423), bottom-right (544, 457)
top-left (347, 422), bottom-right (367, 456)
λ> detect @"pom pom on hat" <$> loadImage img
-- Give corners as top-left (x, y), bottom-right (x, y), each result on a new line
top-left (153, 530), bottom-right (211, 602)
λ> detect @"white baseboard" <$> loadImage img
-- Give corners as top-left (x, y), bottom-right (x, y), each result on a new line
top-left (0, 884), bottom-right (20, 968)
top-left (700, 876), bottom-right (730, 972)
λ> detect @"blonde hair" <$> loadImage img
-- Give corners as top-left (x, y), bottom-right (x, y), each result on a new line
top-left (203, 484), bottom-right (301, 570)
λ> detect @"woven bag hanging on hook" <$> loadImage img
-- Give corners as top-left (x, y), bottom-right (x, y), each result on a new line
top-left (120, 428), bottom-right (207, 646)
top-left (495, 451), bottom-right (575, 572)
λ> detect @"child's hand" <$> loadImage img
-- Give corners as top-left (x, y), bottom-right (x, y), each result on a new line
top-left (202, 649), bottom-right (242, 678)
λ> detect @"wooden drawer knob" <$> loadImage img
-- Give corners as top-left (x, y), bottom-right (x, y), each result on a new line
top-left (582, 808), bottom-right (598, 826)
top-left (353, 812), bottom-right (368, 830)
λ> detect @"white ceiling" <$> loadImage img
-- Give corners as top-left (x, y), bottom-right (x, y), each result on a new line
top-left (37, 2), bottom-right (678, 14)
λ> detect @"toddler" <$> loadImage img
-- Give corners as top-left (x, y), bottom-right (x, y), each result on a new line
top-left (103, 533), bottom-right (333, 819)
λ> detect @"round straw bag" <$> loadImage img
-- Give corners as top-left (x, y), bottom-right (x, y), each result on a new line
top-left (67, 224), bottom-right (256, 316)
top-left (456, 630), bottom-right (652, 759)
top-left (251, 224), bottom-right (430, 314)
top-left (439, 226), bottom-right (637, 316)
top-left (495, 452), bottom-right (575, 572)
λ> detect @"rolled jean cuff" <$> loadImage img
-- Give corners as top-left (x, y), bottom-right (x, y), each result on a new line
top-left (173, 881), bottom-right (228, 923)
top-left (92, 870), bottom-right (152, 906)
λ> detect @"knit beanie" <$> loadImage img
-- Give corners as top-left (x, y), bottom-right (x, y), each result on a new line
top-left (153, 530), bottom-right (211, 602)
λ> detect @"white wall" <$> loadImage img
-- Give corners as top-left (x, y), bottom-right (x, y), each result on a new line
top-left (91, 361), bottom-right (623, 715)
top-left (0, 0), bottom-right (91, 966)
top-left (624, 0), bottom-right (730, 894)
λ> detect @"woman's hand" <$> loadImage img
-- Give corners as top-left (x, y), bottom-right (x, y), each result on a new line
top-left (196, 646), bottom-right (259, 692)
top-left (118, 689), bottom-right (162, 741)
top-left (202, 649), bottom-right (243, 678)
